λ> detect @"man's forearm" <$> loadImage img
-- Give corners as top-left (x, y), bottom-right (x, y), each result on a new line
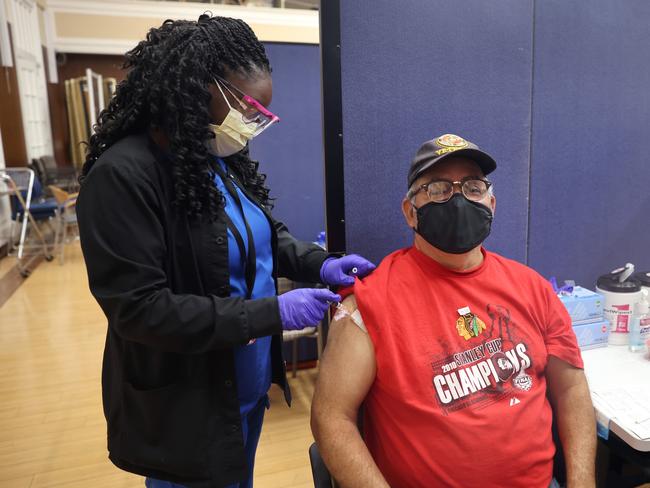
top-left (312, 414), bottom-right (389, 488)
top-left (554, 381), bottom-right (597, 488)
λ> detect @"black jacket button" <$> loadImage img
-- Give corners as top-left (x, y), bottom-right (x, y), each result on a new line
top-left (216, 237), bottom-right (225, 244)
top-left (224, 379), bottom-right (232, 387)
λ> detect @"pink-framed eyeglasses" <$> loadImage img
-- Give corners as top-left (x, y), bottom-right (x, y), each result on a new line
top-left (215, 75), bottom-right (280, 136)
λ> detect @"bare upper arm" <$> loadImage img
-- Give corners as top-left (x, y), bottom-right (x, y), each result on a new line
top-left (312, 295), bottom-right (376, 423)
top-left (546, 355), bottom-right (589, 404)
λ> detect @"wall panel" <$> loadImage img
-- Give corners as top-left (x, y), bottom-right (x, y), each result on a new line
top-left (251, 43), bottom-right (325, 242)
top-left (337, 0), bottom-right (534, 264)
top-left (528, 0), bottom-right (650, 286)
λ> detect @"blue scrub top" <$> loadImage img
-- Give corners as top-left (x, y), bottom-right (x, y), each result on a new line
top-left (213, 159), bottom-right (275, 417)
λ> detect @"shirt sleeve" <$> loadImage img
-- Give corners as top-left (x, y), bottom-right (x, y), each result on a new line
top-left (543, 282), bottom-right (584, 369)
top-left (274, 220), bottom-right (336, 283)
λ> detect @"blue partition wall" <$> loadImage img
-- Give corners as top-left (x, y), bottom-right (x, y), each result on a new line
top-left (528, 0), bottom-right (650, 286)
top-left (250, 43), bottom-right (325, 362)
top-left (333, 0), bottom-right (650, 285)
top-left (338, 0), bottom-right (534, 265)
top-left (250, 43), bottom-right (325, 242)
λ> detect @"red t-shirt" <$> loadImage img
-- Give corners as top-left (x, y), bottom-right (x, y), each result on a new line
top-left (353, 246), bottom-right (583, 488)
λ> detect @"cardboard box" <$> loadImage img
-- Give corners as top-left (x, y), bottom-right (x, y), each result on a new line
top-left (573, 319), bottom-right (610, 350)
top-left (559, 286), bottom-right (604, 325)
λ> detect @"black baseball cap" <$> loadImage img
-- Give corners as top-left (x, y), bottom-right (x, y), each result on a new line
top-left (408, 134), bottom-right (497, 188)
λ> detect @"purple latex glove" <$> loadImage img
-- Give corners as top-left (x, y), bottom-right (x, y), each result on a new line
top-left (320, 254), bottom-right (377, 286)
top-left (278, 288), bottom-right (341, 331)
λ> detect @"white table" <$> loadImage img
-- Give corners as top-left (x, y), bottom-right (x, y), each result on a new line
top-left (582, 345), bottom-right (650, 452)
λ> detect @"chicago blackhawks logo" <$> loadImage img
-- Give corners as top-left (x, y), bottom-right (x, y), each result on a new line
top-left (456, 307), bottom-right (486, 340)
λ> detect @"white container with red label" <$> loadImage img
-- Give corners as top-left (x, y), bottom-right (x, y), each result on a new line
top-left (633, 271), bottom-right (650, 297)
top-left (597, 266), bottom-right (642, 345)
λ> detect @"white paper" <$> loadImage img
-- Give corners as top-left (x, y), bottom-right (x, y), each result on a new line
top-left (590, 386), bottom-right (650, 440)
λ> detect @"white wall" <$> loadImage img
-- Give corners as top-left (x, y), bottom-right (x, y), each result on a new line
top-left (46, 0), bottom-right (318, 55)
top-left (7, 0), bottom-right (54, 161)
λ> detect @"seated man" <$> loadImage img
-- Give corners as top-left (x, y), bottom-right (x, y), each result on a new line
top-left (311, 134), bottom-right (596, 488)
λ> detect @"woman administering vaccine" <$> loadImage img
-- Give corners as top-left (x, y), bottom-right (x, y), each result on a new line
top-left (76, 15), bottom-right (374, 488)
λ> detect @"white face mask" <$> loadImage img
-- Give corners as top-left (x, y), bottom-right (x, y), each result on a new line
top-left (207, 82), bottom-right (257, 157)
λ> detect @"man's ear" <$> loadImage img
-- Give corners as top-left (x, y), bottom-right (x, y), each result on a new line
top-left (489, 194), bottom-right (496, 215)
top-left (402, 198), bottom-right (417, 229)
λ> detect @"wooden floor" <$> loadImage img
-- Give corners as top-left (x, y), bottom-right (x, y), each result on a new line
top-left (0, 242), bottom-right (317, 488)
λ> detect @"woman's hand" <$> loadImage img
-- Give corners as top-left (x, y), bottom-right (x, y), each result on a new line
top-left (320, 255), bottom-right (376, 286)
top-left (278, 288), bottom-right (341, 330)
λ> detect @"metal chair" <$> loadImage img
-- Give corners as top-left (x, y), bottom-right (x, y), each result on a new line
top-left (0, 168), bottom-right (54, 275)
top-left (48, 185), bottom-right (78, 264)
top-left (309, 442), bottom-right (335, 488)
top-left (31, 156), bottom-right (78, 193)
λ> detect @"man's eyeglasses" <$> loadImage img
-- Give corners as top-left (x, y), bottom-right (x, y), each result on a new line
top-left (214, 75), bottom-right (280, 136)
top-left (408, 177), bottom-right (492, 203)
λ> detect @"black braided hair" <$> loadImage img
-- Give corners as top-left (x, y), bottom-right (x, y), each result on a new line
top-left (81, 14), bottom-right (273, 219)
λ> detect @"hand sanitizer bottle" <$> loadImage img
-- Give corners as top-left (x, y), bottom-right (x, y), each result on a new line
top-left (629, 289), bottom-right (650, 352)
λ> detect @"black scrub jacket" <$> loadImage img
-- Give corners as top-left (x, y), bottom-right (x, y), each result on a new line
top-left (77, 134), bottom-right (329, 487)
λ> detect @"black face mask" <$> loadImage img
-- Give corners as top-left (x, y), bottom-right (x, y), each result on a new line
top-left (413, 193), bottom-right (493, 254)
